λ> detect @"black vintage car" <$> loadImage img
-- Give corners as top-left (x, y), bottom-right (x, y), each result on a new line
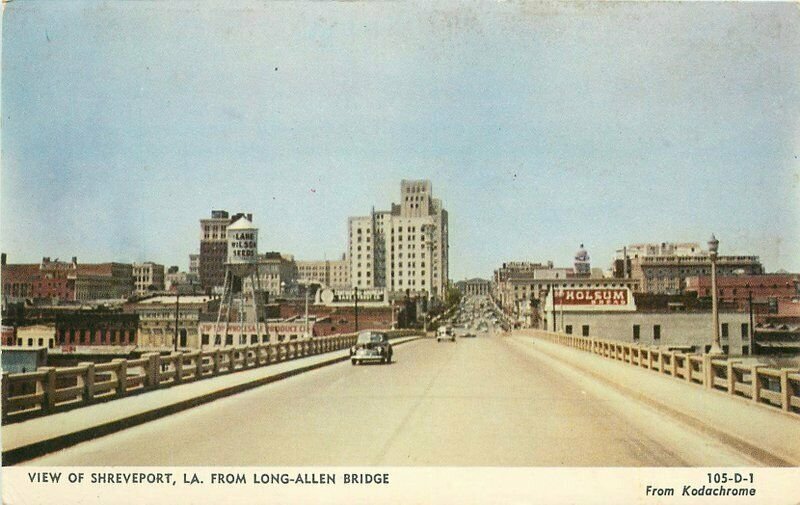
top-left (350, 331), bottom-right (393, 365)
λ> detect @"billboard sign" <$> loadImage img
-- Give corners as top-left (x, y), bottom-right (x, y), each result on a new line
top-left (553, 289), bottom-right (629, 306)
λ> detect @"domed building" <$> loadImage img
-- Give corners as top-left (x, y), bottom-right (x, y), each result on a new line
top-left (574, 243), bottom-right (591, 276)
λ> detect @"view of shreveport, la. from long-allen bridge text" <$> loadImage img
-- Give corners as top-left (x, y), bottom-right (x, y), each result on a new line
top-left (1, 0), bottom-right (798, 478)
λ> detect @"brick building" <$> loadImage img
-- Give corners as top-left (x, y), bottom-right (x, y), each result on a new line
top-left (55, 313), bottom-right (139, 347)
top-left (684, 273), bottom-right (799, 310)
top-left (127, 295), bottom-right (218, 349)
top-left (296, 256), bottom-right (350, 289)
top-left (1, 256), bottom-right (133, 302)
top-left (198, 210), bottom-right (252, 292)
top-left (133, 262), bottom-right (165, 295)
top-left (612, 242), bottom-right (764, 294)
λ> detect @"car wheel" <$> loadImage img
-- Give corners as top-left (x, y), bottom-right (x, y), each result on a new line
top-left (351, 359), bottom-right (357, 366)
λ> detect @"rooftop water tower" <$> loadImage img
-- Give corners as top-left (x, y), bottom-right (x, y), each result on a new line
top-left (212, 215), bottom-right (266, 347)
top-left (227, 216), bottom-right (259, 276)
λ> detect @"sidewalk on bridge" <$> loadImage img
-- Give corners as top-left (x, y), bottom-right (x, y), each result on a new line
top-left (2, 335), bottom-right (421, 465)
top-left (512, 333), bottom-right (800, 466)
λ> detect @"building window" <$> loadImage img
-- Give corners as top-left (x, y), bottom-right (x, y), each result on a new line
top-left (633, 325), bottom-right (640, 341)
top-left (225, 334), bottom-right (233, 346)
top-left (721, 323), bottom-right (729, 339)
top-left (202, 334), bottom-right (209, 345)
top-left (565, 325), bottom-right (572, 334)
top-left (582, 325), bottom-right (589, 337)
top-left (741, 323), bottom-right (749, 339)
top-left (653, 325), bottom-right (661, 340)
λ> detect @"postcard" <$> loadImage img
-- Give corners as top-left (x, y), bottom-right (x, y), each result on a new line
top-left (2, 1), bottom-right (799, 503)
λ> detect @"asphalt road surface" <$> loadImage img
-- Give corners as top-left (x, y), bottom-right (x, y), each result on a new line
top-left (27, 328), bottom-right (759, 466)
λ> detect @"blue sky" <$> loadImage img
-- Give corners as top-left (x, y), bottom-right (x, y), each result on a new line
top-left (2, 1), bottom-right (799, 279)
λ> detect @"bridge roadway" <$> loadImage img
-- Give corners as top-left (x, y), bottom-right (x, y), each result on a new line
top-left (26, 328), bottom-right (760, 466)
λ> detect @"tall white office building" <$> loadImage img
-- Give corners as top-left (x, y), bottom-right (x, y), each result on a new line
top-left (348, 180), bottom-right (449, 299)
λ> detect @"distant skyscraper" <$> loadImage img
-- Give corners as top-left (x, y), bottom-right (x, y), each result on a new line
top-left (198, 210), bottom-right (252, 292)
top-left (348, 180), bottom-right (449, 299)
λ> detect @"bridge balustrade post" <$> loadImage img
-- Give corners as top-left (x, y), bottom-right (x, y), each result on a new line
top-left (254, 345), bottom-right (263, 367)
top-left (684, 355), bottom-right (693, 383)
top-left (212, 350), bottom-right (220, 375)
top-left (112, 359), bottom-right (127, 397)
top-left (195, 352), bottom-right (203, 379)
top-left (153, 353), bottom-right (162, 388)
top-left (751, 365), bottom-right (764, 403)
top-left (37, 367), bottom-right (57, 413)
top-left (171, 353), bottom-right (183, 385)
top-left (726, 361), bottom-right (739, 394)
top-left (702, 355), bottom-right (712, 389)
top-left (228, 348), bottom-right (236, 371)
top-left (143, 353), bottom-right (157, 389)
top-left (80, 362), bottom-right (96, 403)
top-left (242, 346), bottom-right (250, 368)
top-left (1, 372), bottom-right (9, 424)
top-left (779, 369), bottom-right (790, 411)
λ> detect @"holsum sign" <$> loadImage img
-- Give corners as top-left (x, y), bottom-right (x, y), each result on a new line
top-left (553, 289), bottom-right (628, 306)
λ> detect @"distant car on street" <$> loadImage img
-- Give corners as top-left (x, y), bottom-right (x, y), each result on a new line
top-left (350, 331), bottom-right (393, 365)
top-left (436, 325), bottom-right (456, 342)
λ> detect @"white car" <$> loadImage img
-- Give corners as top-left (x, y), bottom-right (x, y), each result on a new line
top-left (436, 326), bottom-right (456, 342)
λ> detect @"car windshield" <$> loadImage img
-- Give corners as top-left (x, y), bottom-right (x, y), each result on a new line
top-left (357, 332), bottom-right (385, 344)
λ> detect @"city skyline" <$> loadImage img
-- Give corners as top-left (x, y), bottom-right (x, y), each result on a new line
top-left (2, 1), bottom-right (799, 279)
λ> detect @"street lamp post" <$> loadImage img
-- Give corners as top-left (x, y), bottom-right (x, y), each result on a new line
top-left (708, 234), bottom-right (724, 355)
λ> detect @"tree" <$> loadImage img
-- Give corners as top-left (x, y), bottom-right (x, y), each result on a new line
top-left (445, 286), bottom-right (462, 309)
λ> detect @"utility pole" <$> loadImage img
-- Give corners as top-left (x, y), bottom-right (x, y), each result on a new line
top-left (174, 291), bottom-right (180, 352)
top-left (354, 286), bottom-right (359, 332)
top-left (748, 290), bottom-right (754, 355)
top-left (304, 283), bottom-right (309, 339)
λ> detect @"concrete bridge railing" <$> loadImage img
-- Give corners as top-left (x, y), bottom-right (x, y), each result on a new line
top-left (1, 330), bottom-right (418, 425)
top-left (526, 329), bottom-right (800, 418)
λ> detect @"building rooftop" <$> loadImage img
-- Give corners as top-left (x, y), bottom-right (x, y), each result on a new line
top-left (135, 295), bottom-right (214, 305)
